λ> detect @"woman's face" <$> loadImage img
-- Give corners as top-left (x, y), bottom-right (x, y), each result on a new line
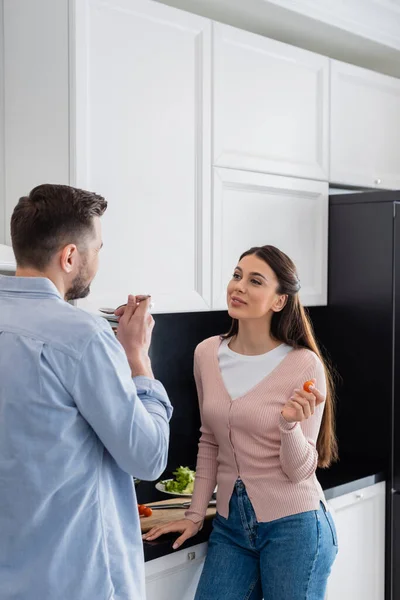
top-left (226, 254), bottom-right (286, 320)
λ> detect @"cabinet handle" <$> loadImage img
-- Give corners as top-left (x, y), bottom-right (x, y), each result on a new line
top-left (187, 552), bottom-right (196, 561)
top-left (355, 493), bottom-right (364, 500)
top-left (374, 178), bottom-right (382, 185)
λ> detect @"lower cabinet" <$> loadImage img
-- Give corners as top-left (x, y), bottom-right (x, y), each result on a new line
top-left (145, 542), bottom-right (207, 600)
top-left (326, 481), bottom-right (386, 600)
top-left (144, 482), bottom-right (386, 600)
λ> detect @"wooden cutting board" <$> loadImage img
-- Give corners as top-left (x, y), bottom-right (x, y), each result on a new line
top-left (140, 498), bottom-right (216, 533)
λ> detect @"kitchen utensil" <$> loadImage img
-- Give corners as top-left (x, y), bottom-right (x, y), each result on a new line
top-left (140, 498), bottom-right (216, 534)
top-left (149, 500), bottom-right (216, 510)
top-left (99, 298), bottom-right (154, 317)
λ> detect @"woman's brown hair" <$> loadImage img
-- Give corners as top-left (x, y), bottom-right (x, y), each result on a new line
top-left (223, 245), bottom-right (338, 468)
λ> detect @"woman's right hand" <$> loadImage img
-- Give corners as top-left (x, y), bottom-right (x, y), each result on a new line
top-left (142, 518), bottom-right (201, 550)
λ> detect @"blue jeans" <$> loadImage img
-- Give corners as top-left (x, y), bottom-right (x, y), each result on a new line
top-left (195, 479), bottom-right (338, 600)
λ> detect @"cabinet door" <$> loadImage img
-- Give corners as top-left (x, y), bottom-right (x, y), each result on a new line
top-left (212, 168), bottom-right (328, 309)
top-left (0, 244), bottom-right (16, 273)
top-left (0, 1), bottom-right (5, 245)
top-left (4, 0), bottom-right (70, 245)
top-left (145, 543), bottom-right (207, 600)
top-left (330, 60), bottom-right (400, 190)
top-left (213, 23), bottom-right (329, 181)
top-left (326, 482), bottom-right (385, 600)
top-left (72, 0), bottom-right (211, 314)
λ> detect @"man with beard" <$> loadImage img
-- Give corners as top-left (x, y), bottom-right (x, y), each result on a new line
top-left (0, 184), bottom-right (172, 600)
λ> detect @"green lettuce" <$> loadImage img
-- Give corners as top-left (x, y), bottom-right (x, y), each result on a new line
top-left (162, 466), bottom-right (195, 494)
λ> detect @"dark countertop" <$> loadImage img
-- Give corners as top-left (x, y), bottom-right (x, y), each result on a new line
top-left (143, 463), bottom-right (387, 563)
top-left (317, 463), bottom-right (386, 501)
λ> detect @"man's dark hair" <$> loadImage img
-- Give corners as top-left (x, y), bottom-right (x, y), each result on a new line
top-left (11, 184), bottom-right (107, 270)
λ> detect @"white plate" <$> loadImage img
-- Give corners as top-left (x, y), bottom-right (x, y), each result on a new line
top-left (155, 480), bottom-right (217, 497)
top-left (155, 480), bottom-right (193, 497)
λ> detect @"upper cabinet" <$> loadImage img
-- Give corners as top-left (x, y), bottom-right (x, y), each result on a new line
top-left (6, 1), bottom-right (400, 312)
top-left (4, 0), bottom-right (212, 314)
top-left (212, 169), bottom-right (328, 309)
top-left (71, 0), bottom-right (212, 314)
top-left (330, 59), bottom-right (400, 190)
top-left (3, 0), bottom-right (70, 244)
top-left (0, 2), bottom-right (5, 246)
top-left (213, 23), bottom-right (329, 181)
top-left (0, 244), bottom-right (16, 273)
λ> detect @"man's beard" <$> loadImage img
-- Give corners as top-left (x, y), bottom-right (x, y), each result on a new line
top-left (65, 265), bottom-right (92, 302)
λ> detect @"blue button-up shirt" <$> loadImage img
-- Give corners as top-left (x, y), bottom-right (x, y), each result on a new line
top-left (0, 275), bottom-right (173, 600)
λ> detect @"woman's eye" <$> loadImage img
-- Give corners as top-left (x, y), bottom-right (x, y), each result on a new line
top-left (251, 279), bottom-right (262, 285)
top-left (232, 273), bottom-right (240, 280)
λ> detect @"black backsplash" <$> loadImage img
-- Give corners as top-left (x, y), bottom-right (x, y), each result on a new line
top-left (136, 310), bottom-right (231, 503)
top-left (136, 306), bottom-right (386, 504)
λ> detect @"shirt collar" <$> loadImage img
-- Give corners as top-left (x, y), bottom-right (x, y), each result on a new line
top-left (0, 275), bottom-right (63, 300)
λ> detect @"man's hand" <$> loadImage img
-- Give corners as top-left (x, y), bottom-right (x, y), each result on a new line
top-left (116, 295), bottom-right (155, 378)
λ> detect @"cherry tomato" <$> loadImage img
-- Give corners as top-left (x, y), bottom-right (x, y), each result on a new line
top-left (138, 504), bottom-right (145, 515)
top-left (143, 507), bottom-right (153, 518)
top-left (303, 380), bottom-right (314, 393)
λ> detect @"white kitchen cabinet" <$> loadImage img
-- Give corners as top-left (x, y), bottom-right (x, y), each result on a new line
top-left (0, 0), bottom-right (5, 246)
top-left (0, 243), bottom-right (16, 273)
top-left (3, 0), bottom-right (70, 244)
top-left (72, 0), bottom-right (212, 314)
top-left (212, 168), bottom-right (328, 309)
top-left (145, 542), bottom-right (207, 600)
top-left (330, 59), bottom-right (400, 190)
top-left (326, 481), bottom-right (386, 600)
top-left (4, 0), bottom-right (212, 314)
top-left (144, 483), bottom-right (385, 600)
top-left (213, 22), bottom-right (329, 181)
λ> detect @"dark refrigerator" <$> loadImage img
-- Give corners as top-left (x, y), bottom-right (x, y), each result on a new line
top-left (325, 189), bottom-right (400, 600)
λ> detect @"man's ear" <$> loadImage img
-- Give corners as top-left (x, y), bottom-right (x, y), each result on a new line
top-left (60, 244), bottom-right (78, 274)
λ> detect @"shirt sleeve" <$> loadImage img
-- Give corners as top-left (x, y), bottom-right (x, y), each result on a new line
top-left (185, 351), bottom-right (219, 525)
top-left (279, 356), bottom-right (326, 484)
top-left (71, 325), bottom-right (173, 481)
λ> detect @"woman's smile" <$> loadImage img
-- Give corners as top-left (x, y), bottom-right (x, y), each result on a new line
top-left (230, 295), bottom-right (247, 307)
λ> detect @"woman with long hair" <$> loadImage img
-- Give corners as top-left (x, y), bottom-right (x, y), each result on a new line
top-left (144, 245), bottom-right (338, 600)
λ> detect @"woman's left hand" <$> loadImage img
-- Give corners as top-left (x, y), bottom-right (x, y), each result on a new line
top-left (281, 379), bottom-right (325, 423)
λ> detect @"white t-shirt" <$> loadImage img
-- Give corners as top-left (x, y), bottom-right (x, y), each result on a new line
top-left (218, 339), bottom-right (293, 400)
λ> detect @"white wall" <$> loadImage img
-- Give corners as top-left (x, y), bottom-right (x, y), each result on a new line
top-left (0, 0), bottom-right (5, 244)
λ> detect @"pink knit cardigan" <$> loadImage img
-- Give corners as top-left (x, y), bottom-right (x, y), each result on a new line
top-left (185, 336), bottom-right (327, 524)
